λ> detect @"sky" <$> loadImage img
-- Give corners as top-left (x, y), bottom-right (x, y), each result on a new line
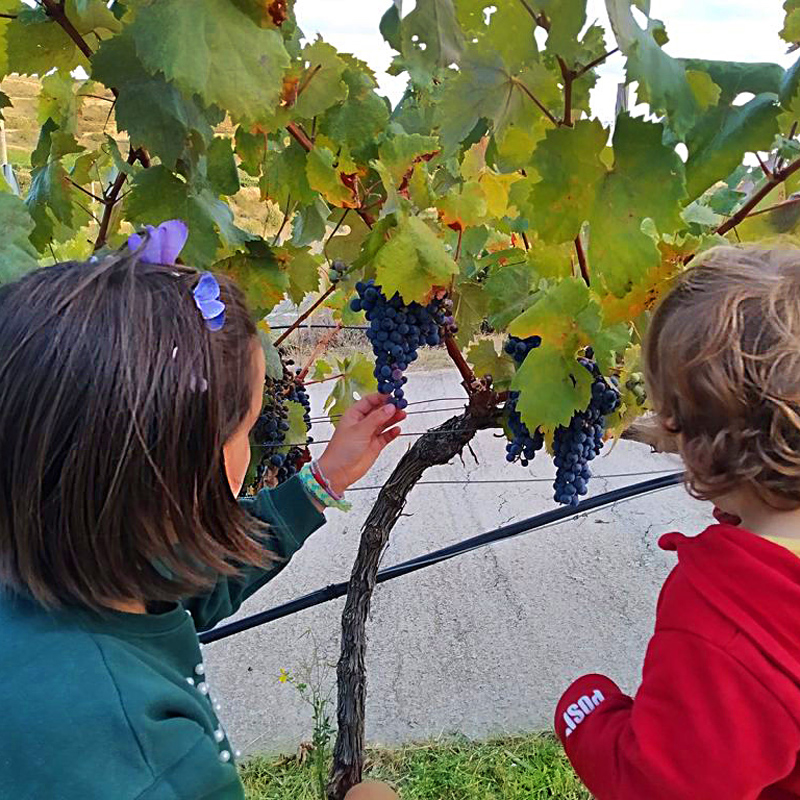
top-left (294, 0), bottom-right (798, 124)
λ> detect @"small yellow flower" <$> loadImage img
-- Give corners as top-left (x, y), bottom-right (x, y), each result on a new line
top-left (278, 668), bottom-right (289, 684)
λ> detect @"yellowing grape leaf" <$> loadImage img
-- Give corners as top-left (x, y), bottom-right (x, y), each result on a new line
top-left (437, 180), bottom-right (487, 230)
top-left (374, 215), bottom-right (458, 304)
top-left (453, 279), bottom-right (488, 347)
top-left (511, 341), bottom-right (593, 429)
top-left (379, 133), bottom-right (440, 185)
top-left (306, 143), bottom-right (360, 208)
top-left (508, 277), bottom-right (590, 347)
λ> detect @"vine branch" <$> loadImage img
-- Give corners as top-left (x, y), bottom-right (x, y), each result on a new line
top-left (274, 284), bottom-right (338, 346)
top-left (716, 157), bottom-right (800, 235)
top-left (296, 323), bottom-right (342, 382)
top-left (41, 0), bottom-right (93, 60)
top-left (445, 333), bottom-right (478, 393)
top-left (558, 57), bottom-right (574, 128)
top-left (575, 47), bottom-right (620, 79)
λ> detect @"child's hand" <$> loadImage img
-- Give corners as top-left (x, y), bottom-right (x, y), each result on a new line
top-left (316, 393), bottom-right (406, 495)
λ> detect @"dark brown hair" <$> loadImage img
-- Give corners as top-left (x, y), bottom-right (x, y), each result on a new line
top-left (0, 250), bottom-right (266, 610)
top-left (645, 245), bottom-right (800, 507)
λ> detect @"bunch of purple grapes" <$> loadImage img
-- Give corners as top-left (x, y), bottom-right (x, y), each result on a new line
top-left (351, 279), bottom-right (452, 408)
top-left (552, 349), bottom-right (620, 506)
top-left (503, 335), bottom-right (545, 466)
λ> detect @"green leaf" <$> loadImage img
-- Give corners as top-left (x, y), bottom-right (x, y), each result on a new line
top-left (257, 321), bottom-right (284, 378)
top-left (485, 257), bottom-right (538, 330)
top-left (393, 0), bottom-right (465, 86)
top-left (282, 400), bottom-right (309, 453)
top-left (129, 0), bottom-right (290, 123)
top-left (319, 64), bottom-right (390, 162)
top-left (782, 1), bottom-right (800, 47)
top-left (206, 137), bottom-right (240, 196)
top-left (436, 52), bottom-right (560, 155)
top-left (467, 339), bottom-right (515, 390)
top-left (324, 354), bottom-right (377, 422)
top-left (214, 242), bottom-right (289, 318)
top-left (38, 70), bottom-right (81, 134)
top-left (262, 143), bottom-right (316, 208)
top-left (606, 0), bottom-right (698, 137)
top-left (0, 193), bottom-right (40, 283)
top-left (685, 69), bottom-right (721, 112)
top-left (6, 7), bottom-right (87, 76)
top-left (293, 39), bottom-right (348, 120)
top-left (511, 341), bottom-right (592, 429)
top-left (235, 127), bottom-right (267, 178)
top-left (292, 198), bottom-right (329, 248)
top-left (681, 58), bottom-right (784, 105)
top-left (373, 215), bottom-right (458, 303)
top-left (781, 52), bottom-right (800, 110)
top-left (437, 180), bottom-right (487, 230)
top-left (274, 245), bottom-right (321, 306)
top-left (453, 279), bottom-right (488, 347)
top-left (537, 0), bottom-right (587, 63)
top-left (92, 33), bottom-right (215, 170)
top-left (685, 94), bottom-right (780, 201)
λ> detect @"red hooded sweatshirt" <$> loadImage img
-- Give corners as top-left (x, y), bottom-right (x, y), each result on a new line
top-left (555, 523), bottom-right (800, 799)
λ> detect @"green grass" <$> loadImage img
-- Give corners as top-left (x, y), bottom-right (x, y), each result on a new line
top-left (240, 735), bottom-right (591, 800)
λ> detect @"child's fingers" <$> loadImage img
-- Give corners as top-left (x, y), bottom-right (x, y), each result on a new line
top-left (347, 393), bottom-right (389, 420)
top-left (362, 403), bottom-right (404, 434)
top-left (376, 426), bottom-right (402, 448)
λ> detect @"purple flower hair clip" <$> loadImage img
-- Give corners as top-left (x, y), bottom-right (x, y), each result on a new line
top-left (193, 273), bottom-right (226, 332)
top-left (128, 220), bottom-right (225, 332)
top-left (127, 220), bottom-right (188, 266)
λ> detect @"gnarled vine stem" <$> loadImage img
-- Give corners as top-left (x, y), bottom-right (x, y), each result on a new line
top-left (328, 397), bottom-right (500, 800)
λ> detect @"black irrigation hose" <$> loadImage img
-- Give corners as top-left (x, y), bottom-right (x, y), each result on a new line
top-left (199, 471), bottom-right (684, 645)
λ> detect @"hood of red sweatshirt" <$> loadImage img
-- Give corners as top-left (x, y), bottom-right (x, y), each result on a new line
top-left (660, 524), bottom-right (800, 687)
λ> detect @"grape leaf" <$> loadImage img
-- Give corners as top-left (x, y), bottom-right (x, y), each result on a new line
top-left (456, 0), bottom-right (538, 72)
top-left (6, 7), bottom-right (86, 76)
top-left (782, 1), bottom-right (800, 48)
top-left (511, 341), bottom-right (592, 429)
top-left (536, 0), bottom-right (587, 63)
top-left (292, 39), bottom-right (348, 121)
top-left (606, 0), bottom-right (698, 137)
top-left (467, 339), bottom-right (515, 390)
top-left (324, 354), bottom-right (378, 423)
top-left (319, 64), bottom-right (390, 162)
top-left (685, 69), bottom-right (721, 112)
top-left (453, 279), bottom-right (488, 347)
top-left (685, 94), bottom-right (780, 201)
top-left (485, 257), bottom-right (538, 330)
top-left (274, 245), bottom-right (321, 306)
top-left (527, 119), bottom-right (607, 243)
top-left (129, 0), bottom-right (290, 123)
top-left (508, 276), bottom-right (590, 346)
top-left (257, 320), bottom-right (284, 380)
top-left (379, 133), bottom-right (440, 185)
top-left (206, 137), bottom-right (240, 197)
top-left (92, 33), bottom-right (215, 170)
top-left (324, 209), bottom-right (372, 265)
top-left (681, 58), bottom-right (783, 105)
top-left (235, 127), bottom-right (267, 178)
top-left (306, 142), bottom-right (359, 208)
top-left (373, 215), bottom-right (458, 303)
top-left (292, 198), bottom-right (329, 248)
top-left (436, 51), bottom-right (561, 155)
top-left (262, 143), bottom-right (316, 208)
top-left (391, 0), bottom-right (465, 86)
top-left (37, 71), bottom-right (82, 134)
top-left (214, 241), bottom-right (289, 318)
top-left (0, 193), bottom-right (40, 283)
top-left (437, 180), bottom-right (487, 230)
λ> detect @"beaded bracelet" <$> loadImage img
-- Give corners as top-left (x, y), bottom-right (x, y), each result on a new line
top-left (298, 463), bottom-right (352, 512)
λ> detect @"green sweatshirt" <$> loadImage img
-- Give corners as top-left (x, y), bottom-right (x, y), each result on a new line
top-left (0, 476), bottom-right (325, 800)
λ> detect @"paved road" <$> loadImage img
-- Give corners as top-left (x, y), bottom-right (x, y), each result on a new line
top-left (202, 369), bottom-right (708, 756)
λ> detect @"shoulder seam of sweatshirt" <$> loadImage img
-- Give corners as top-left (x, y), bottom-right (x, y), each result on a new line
top-left (89, 633), bottom-right (156, 783)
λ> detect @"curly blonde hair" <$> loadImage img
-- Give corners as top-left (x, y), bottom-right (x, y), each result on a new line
top-left (645, 245), bottom-right (800, 508)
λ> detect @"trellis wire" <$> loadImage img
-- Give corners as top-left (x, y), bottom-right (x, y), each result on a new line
top-left (199, 471), bottom-right (684, 645)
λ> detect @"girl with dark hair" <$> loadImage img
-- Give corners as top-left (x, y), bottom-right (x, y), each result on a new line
top-left (0, 223), bottom-right (402, 799)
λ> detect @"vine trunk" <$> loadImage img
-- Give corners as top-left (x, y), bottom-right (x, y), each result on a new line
top-left (327, 399), bottom-right (499, 800)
